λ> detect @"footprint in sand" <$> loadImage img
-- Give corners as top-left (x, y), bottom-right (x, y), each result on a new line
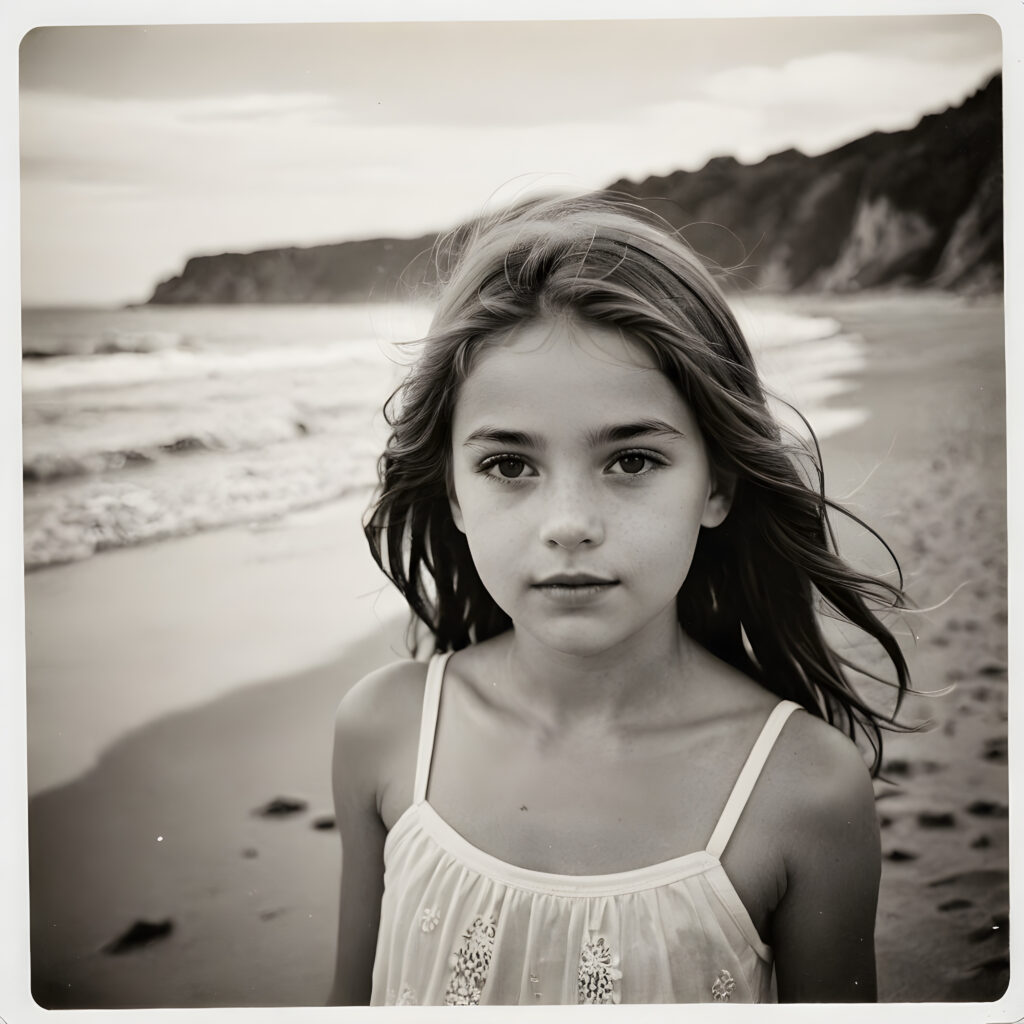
top-left (982, 738), bottom-right (1007, 764)
top-left (968, 954), bottom-right (1010, 976)
top-left (927, 868), bottom-right (1005, 889)
top-left (966, 800), bottom-right (1008, 819)
top-left (971, 835), bottom-right (992, 849)
top-left (882, 759), bottom-right (911, 777)
top-left (947, 953), bottom-right (1011, 1003)
top-left (937, 898), bottom-right (973, 912)
top-left (881, 760), bottom-right (943, 782)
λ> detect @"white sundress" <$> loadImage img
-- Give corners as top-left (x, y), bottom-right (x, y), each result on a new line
top-left (370, 651), bottom-right (802, 1006)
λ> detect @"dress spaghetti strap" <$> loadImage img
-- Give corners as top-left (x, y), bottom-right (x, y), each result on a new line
top-left (412, 652), bottom-right (454, 804)
top-left (705, 700), bottom-right (803, 860)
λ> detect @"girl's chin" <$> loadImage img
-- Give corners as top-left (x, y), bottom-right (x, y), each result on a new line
top-left (514, 621), bottom-right (658, 661)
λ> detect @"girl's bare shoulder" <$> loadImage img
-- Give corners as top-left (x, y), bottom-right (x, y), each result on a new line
top-left (765, 710), bottom-right (879, 847)
top-left (335, 658), bottom-right (429, 737)
top-left (332, 659), bottom-right (430, 809)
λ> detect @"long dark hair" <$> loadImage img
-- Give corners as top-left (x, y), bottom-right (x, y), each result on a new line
top-left (365, 194), bottom-right (911, 772)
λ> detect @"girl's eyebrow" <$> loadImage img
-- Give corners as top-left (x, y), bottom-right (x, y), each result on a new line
top-left (462, 427), bottom-right (541, 450)
top-left (587, 419), bottom-right (688, 445)
top-left (461, 419), bottom-right (686, 450)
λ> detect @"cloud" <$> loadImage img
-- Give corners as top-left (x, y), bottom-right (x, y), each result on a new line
top-left (701, 50), bottom-right (1000, 156)
top-left (175, 92), bottom-right (341, 123)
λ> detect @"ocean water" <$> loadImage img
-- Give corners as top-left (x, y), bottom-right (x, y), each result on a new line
top-left (21, 299), bottom-right (865, 570)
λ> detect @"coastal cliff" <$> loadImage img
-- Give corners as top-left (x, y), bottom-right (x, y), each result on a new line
top-left (147, 74), bottom-right (1001, 304)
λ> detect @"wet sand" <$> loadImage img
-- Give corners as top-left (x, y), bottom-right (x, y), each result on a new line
top-left (24, 291), bottom-right (1009, 1007)
top-left (805, 292), bottom-right (1009, 1002)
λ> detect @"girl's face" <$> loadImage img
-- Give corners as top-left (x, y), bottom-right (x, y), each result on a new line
top-left (448, 317), bottom-right (731, 659)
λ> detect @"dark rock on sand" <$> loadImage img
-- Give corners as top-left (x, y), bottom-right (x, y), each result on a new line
top-left (884, 849), bottom-right (919, 862)
top-left (103, 918), bottom-right (174, 955)
top-left (253, 796), bottom-right (308, 818)
top-left (978, 663), bottom-right (1006, 677)
top-left (966, 800), bottom-right (1008, 818)
top-left (312, 815), bottom-right (336, 830)
top-left (970, 835), bottom-right (992, 849)
top-left (917, 812), bottom-right (956, 829)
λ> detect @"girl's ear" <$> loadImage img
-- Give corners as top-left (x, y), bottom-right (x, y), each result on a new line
top-left (701, 469), bottom-right (735, 529)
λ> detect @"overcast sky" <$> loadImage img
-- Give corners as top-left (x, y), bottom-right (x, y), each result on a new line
top-left (18, 14), bottom-right (1002, 307)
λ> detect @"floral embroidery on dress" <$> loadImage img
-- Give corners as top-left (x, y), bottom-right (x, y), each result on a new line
top-left (577, 935), bottom-right (622, 1004)
top-left (444, 916), bottom-right (497, 1006)
top-left (396, 984), bottom-right (418, 1005)
top-left (420, 907), bottom-right (440, 932)
top-left (712, 969), bottom-right (735, 1001)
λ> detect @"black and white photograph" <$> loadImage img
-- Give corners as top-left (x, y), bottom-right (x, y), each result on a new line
top-left (6, 1), bottom-right (1017, 1016)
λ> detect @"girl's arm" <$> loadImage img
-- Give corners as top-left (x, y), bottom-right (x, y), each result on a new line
top-left (326, 675), bottom-right (390, 1005)
top-left (770, 720), bottom-right (882, 1002)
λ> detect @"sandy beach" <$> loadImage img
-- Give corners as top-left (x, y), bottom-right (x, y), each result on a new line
top-left (21, 291), bottom-right (1009, 1008)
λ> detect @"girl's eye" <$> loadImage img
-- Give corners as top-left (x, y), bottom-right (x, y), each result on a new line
top-left (480, 455), bottom-right (533, 480)
top-left (608, 451), bottom-right (662, 475)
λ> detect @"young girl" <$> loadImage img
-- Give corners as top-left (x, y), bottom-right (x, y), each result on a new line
top-left (329, 196), bottom-right (910, 1005)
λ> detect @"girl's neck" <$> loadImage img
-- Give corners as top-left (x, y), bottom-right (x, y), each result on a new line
top-left (499, 609), bottom-right (700, 732)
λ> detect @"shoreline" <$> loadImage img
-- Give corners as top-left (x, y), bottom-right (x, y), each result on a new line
top-left (25, 490), bottom-right (408, 797)
top-left (23, 290), bottom-right (1008, 1006)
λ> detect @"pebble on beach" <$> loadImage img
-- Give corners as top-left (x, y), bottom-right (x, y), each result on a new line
top-left (103, 918), bottom-right (175, 955)
top-left (253, 796), bottom-right (309, 818)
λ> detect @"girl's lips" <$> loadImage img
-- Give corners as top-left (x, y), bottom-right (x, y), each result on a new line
top-left (532, 573), bottom-right (619, 587)
top-left (531, 577), bottom-right (619, 606)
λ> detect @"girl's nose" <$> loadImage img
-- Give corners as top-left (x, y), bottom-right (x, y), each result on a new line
top-left (538, 488), bottom-right (605, 550)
